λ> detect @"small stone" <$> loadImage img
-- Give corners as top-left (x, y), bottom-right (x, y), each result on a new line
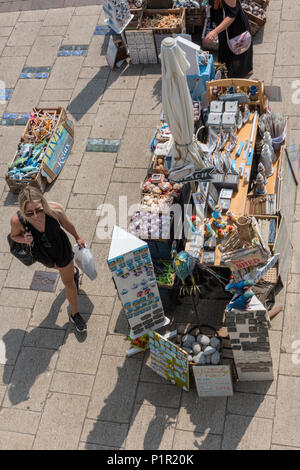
top-left (210, 337), bottom-right (220, 349)
top-left (182, 346), bottom-right (193, 354)
top-left (205, 355), bottom-right (211, 364)
top-left (211, 351), bottom-right (220, 364)
top-left (197, 334), bottom-right (210, 347)
top-left (182, 334), bottom-right (196, 346)
top-left (194, 351), bottom-right (206, 364)
top-left (192, 343), bottom-right (201, 354)
top-left (203, 346), bottom-right (217, 356)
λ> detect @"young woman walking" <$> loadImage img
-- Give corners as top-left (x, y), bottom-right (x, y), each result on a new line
top-left (10, 186), bottom-right (87, 333)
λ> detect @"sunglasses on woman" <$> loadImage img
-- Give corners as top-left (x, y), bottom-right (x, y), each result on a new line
top-left (24, 207), bottom-right (44, 217)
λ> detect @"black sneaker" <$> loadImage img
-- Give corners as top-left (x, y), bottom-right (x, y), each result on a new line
top-left (69, 312), bottom-right (87, 332)
top-left (74, 266), bottom-right (81, 292)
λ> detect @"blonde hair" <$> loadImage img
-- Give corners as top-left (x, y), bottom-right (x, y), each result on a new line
top-left (18, 186), bottom-right (64, 223)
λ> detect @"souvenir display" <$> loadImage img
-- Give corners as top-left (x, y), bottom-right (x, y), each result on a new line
top-left (108, 226), bottom-right (168, 339)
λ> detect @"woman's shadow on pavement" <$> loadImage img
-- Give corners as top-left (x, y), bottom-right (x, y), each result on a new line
top-left (1, 288), bottom-right (94, 407)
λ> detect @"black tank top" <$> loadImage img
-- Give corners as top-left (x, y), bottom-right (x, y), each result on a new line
top-left (25, 213), bottom-right (74, 268)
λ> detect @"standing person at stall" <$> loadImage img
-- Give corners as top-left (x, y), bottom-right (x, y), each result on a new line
top-left (205, 0), bottom-right (253, 78)
top-left (9, 186), bottom-right (87, 333)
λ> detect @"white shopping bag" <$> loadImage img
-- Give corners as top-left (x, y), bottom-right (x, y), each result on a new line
top-left (73, 244), bottom-right (98, 280)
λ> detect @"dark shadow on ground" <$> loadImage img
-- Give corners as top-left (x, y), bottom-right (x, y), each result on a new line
top-left (1, 288), bottom-right (93, 406)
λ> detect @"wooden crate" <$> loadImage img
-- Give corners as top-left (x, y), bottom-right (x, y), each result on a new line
top-left (138, 8), bottom-right (186, 34)
top-left (185, 6), bottom-right (206, 27)
top-left (22, 107), bottom-right (66, 143)
top-left (127, 7), bottom-right (144, 30)
top-left (205, 78), bottom-right (268, 114)
top-left (6, 107), bottom-right (68, 194)
top-left (255, 0), bottom-right (269, 9)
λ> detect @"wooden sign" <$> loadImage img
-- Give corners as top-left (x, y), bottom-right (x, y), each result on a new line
top-left (41, 121), bottom-right (74, 183)
top-left (149, 330), bottom-right (189, 391)
top-left (192, 364), bottom-right (233, 397)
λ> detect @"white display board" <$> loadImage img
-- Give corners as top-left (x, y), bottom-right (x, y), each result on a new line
top-left (108, 226), bottom-right (168, 339)
top-left (192, 365), bottom-right (233, 397)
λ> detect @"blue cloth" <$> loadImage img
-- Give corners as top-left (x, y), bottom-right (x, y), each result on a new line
top-left (187, 54), bottom-right (215, 102)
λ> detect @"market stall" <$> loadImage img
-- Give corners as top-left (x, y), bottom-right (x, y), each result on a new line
top-left (107, 28), bottom-right (297, 396)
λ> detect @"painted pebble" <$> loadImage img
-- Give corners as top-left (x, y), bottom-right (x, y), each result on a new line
top-left (203, 345), bottom-right (217, 356)
top-left (210, 337), bottom-right (221, 349)
top-left (211, 351), bottom-right (220, 364)
top-left (196, 334), bottom-right (210, 347)
top-left (192, 343), bottom-right (201, 354)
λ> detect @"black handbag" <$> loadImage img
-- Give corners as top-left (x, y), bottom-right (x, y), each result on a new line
top-left (7, 211), bottom-right (36, 266)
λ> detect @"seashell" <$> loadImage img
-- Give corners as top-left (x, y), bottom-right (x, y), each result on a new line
top-left (196, 334), bottom-right (210, 347)
top-left (192, 343), bottom-right (201, 354)
top-left (210, 337), bottom-right (220, 349)
top-left (211, 351), bottom-right (220, 365)
top-left (203, 345), bottom-right (217, 356)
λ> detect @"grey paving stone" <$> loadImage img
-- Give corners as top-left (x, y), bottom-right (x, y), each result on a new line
top-left (282, 0), bottom-right (300, 20)
top-left (0, 408), bottom-right (40, 434)
top-left (58, 164), bottom-right (78, 180)
top-left (103, 334), bottom-right (135, 358)
top-left (0, 26), bottom-right (13, 37)
top-left (0, 365), bottom-right (13, 386)
top-left (111, 167), bottom-right (146, 183)
top-left (50, 371), bottom-right (95, 396)
top-left (33, 392), bottom-right (89, 450)
top-left (18, 9), bottom-right (47, 22)
top-left (82, 35), bottom-right (109, 68)
top-left (87, 355), bottom-right (142, 423)
top-left (68, 78), bottom-right (107, 115)
top-left (108, 296), bottom-right (131, 336)
top-left (7, 79), bottom-right (46, 113)
top-left (271, 444), bottom-right (300, 450)
top-left (222, 415), bottom-right (273, 450)
top-left (280, 20), bottom-right (300, 32)
top-left (65, 208), bottom-right (99, 246)
top-left (172, 430), bottom-right (222, 450)
top-left (279, 353), bottom-right (300, 376)
top-left (253, 54), bottom-right (275, 86)
top-left (135, 382), bottom-right (181, 409)
top-left (227, 392), bottom-right (276, 419)
top-left (46, 57), bottom-right (84, 90)
top-left (0, 305), bottom-right (31, 365)
top-left (29, 290), bottom-right (69, 330)
top-left (23, 327), bottom-right (66, 350)
top-left (3, 347), bottom-right (58, 411)
top-left (7, 21), bottom-right (42, 46)
top-left (74, 5), bottom-right (102, 15)
top-left (41, 88), bottom-right (73, 102)
top-left (2, 45), bottom-right (31, 57)
top-left (73, 152), bottom-right (116, 195)
top-left (38, 25), bottom-right (68, 36)
top-left (177, 388), bottom-right (227, 435)
top-left (106, 64), bottom-right (142, 90)
top-left (126, 114), bottom-right (160, 128)
top-left (276, 32), bottom-right (300, 66)
top-left (0, 288), bottom-right (37, 308)
top-left (0, 253), bottom-right (12, 270)
top-left (43, 178), bottom-right (74, 209)
top-left (0, 11), bottom-right (20, 27)
top-left (0, 271), bottom-right (7, 291)
top-left (91, 101), bottom-right (131, 140)
top-left (67, 193), bottom-right (104, 210)
top-left (0, 126), bottom-right (26, 165)
top-left (281, 293), bottom-right (300, 353)
top-left (0, 37), bottom-right (7, 55)
top-left (0, 430), bottom-right (34, 450)
top-left (79, 65), bottom-right (110, 79)
top-left (55, 314), bottom-right (109, 374)
top-left (115, 127), bottom-right (154, 169)
top-left (79, 244), bottom-right (116, 297)
top-left (131, 78), bottom-right (162, 115)
top-left (78, 442), bottom-right (121, 450)
top-left (26, 35), bottom-right (63, 67)
top-left (102, 89), bottom-right (136, 102)
top-left (66, 126), bottom-right (92, 165)
top-left (273, 375), bottom-right (300, 447)
top-left (125, 404), bottom-right (177, 450)
top-left (43, 7), bottom-right (74, 26)
top-left (62, 14), bottom-right (98, 45)
top-left (81, 419), bottom-right (128, 448)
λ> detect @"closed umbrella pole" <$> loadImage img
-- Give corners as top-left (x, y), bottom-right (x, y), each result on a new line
top-left (160, 37), bottom-right (205, 177)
